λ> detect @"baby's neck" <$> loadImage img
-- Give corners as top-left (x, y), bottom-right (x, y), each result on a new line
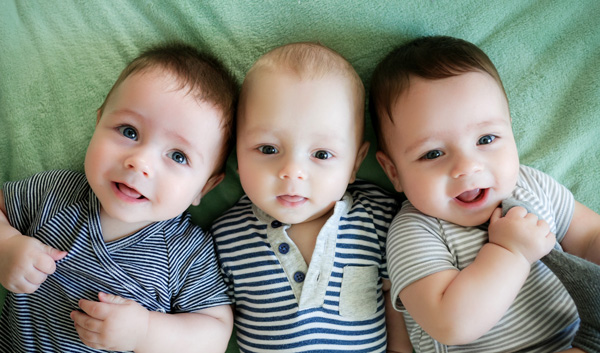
top-left (99, 208), bottom-right (150, 242)
top-left (286, 208), bottom-right (334, 265)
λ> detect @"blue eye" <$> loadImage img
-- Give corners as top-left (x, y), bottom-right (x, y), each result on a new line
top-left (258, 145), bottom-right (278, 154)
top-left (422, 150), bottom-right (443, 160)
top-left (478, 135), bottom-right (496, 145)
top-left (118, 126), bottom-right (138, 140)
top-left (313, 150), bottom-right (332, 160)
top-left (168, 151), bottom-right (188, 164)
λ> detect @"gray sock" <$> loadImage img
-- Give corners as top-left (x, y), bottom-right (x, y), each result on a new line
top-left (540, 249), bottom-right (600, 353)
top-left (501, 199), bottom-right (600, 352)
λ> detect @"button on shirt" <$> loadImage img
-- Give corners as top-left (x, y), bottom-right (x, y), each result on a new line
top-left (293, 271), bottom-right (305, 283)
top-left (278, 243), bottom-right (290, 254)
top-left (212, 181), bottom-right (398, 352)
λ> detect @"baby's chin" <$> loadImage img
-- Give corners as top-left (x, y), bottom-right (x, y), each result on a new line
top-left (276, 207), bottom-right (335, 227)
top-left (447, 206), bottom-right (500, 227)
top-left (275, 213), bottom-right (322, 226)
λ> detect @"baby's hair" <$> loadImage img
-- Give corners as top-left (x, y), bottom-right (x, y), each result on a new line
top-left (240, 42), bottom-right (365, 132)
top-left (369, 35), bottom-right (506, 153)
top-left (99, 43), bottom-right (238, 173)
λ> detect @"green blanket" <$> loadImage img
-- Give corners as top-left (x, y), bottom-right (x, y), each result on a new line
top-left (1, 1), bottom-right (599, 351)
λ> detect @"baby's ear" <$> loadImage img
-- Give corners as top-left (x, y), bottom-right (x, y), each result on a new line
top-left (191, 173), bottom-right (225, 206)
top-left (375, 151), bottom-right (403, 193)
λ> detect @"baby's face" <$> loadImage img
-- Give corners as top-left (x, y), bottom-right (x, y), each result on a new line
top-left (85, 69), bottom-right (224, 229)
top-left (377, 72), bottom-right (519, 226)
top-left (237, 71), bottom-right (367, 225)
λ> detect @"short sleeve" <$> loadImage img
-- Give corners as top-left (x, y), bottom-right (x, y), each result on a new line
top-left (515, 166), bottom-right (574, 242)
top-left (166, 217), bottom-right (231, 313)
top-left (386, 202), bottom-right (458, 311)
top-left (3, 170), bottom-right (88, 235)
top-left (347, 180), bottom-right (398, 280)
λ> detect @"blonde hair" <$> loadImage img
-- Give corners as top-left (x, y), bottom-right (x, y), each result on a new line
top-left (240, 42), bottom-right (365, 135)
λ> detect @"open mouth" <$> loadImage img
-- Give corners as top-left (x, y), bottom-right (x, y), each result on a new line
top-left (277, 195), bottom-right (307, 207)
top-left (455, 188), bottom-right (486, 204)
top-left (115, 182), bottom-right (146, 200)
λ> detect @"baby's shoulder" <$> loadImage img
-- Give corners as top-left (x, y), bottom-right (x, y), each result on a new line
top-left (7, 169), bottom-right (88, 205)
top-left (347, 180), bottom-right (398, 208)
top-left (210, 195), bottom-right (258, 236)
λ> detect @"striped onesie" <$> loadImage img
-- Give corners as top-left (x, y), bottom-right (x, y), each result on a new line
top-left (387, 165), bottom-right (579, 352)
top-left (0, 170), bottom-right (230, 352)
top-left (211, 181), bottom-right (397, 352)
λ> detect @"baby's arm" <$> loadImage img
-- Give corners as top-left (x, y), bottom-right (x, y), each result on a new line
top-left (383, 279), bottom-right (413, 353)
top-left (0, 189), bottom-right (67, 293)
top-left (399, 206), bottom-right (555, 345)
top-left (71, 292), bottom-right (233, 353)
top-left (560, 201), bottom-right (600, 264)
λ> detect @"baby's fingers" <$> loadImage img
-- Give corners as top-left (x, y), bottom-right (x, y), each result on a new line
top-left (504, 206), bottom-right (528, 218)
top-left (71, 310), bottom-right (103, 334)
top-left (23, 270), bottom-right (48, 287)
top-left (7, 276), bottom-right (42, 294)
top-left (544, 231), bottom-right (557, 251)
top-left (78, 298), bottom-right (111, 320)
top-left (489, 207), bottom-right (502, 224)
top-left (71, 310), bottom-right (106, 349)
top-left (33, 244), bottom-right (67, 275)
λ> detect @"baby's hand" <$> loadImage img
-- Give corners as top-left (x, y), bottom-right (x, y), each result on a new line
top-left (71, 292), bottom-right (149, 351)
top-left (0, 233), bottom-right (67, 293)
top-left (488, 207), bottom-right (555, 264)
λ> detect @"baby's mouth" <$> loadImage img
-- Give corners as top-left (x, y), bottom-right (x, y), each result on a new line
top-left (456, 188), bottom-right (485, 203)
top-left (117, 183), bottom-right (146, 200)
top-left (277, 194), bottom-right (307, 207)
top-left (279, 195), bottom-right (306, 203)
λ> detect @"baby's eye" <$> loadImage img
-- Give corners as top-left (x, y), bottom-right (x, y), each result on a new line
top-left (312, 150), bottom-right (332, 160)
top-left (118, 126), bottom-right (138, 140)
top-left (258, 145), bottom-right (278, 155)
top-left (422, 150), bottom-right (444, 160)
top-left (478, 135), bottom-right (496, 145)
top-left (168, 151), bottom-right (188, 165)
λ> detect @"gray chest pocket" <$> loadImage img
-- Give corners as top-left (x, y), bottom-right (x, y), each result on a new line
top-left (339, 265), bottom-right (378, 319)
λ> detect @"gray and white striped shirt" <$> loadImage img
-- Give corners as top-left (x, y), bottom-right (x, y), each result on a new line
top-left (387, 165), bottom-right (579, 352)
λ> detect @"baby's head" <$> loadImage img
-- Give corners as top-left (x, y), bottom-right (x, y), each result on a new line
top-left (370, 36), bottom-right (520, 226)
top-left (236, 42), bottom-right (369, 226)
top-left (98, 44), bottom-right (237, 172)
top-left (86, 43), bottom-right (237, 228)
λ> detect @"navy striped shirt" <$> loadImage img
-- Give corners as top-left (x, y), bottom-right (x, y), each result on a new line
top-left (0, 170), bottom-right (230, 352)
top-left (211, 181), bottom-right (397, 352)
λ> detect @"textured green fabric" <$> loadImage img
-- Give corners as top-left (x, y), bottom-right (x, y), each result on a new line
top-left (1, 1), bottom-right (599, 352)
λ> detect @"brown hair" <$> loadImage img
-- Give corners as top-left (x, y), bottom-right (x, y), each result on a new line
top-left (239, 42), bottom-right (365, 136)
top-left (99, 43), bottom-right (238, 173)
top-left (369, 35), bottom-right (507, 153)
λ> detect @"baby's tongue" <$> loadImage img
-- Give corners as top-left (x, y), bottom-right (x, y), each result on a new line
top-left (456, 189), bottom-right (481, 203)
top-left (118, 183), bottom-right (142, 199)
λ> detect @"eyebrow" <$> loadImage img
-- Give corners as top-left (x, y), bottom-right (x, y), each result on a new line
top-left (111, 108), bottom-right (204, 163)
top-left (404, 118), bottom-right (509, 155)
top-left (404, 135), bottom-right (435, 156)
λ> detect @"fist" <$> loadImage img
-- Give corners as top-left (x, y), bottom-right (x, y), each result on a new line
top-left (0, 234), bottom-right (67, 293)
top-left (489, 207), bottom-right (556, 264)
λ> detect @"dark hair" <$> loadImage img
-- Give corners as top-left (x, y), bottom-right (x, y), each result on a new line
top-left (369, 35), bottom-right (506, 153)
top-left (99, 42), bottom-right (238, 174)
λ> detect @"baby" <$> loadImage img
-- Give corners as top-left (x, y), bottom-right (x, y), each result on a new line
top-left (211, 42), bottom-right (412, 352)
top-left (0, 43), bottom-right (237, 352)
top-left (370, 35), bottom-right (600, 353)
